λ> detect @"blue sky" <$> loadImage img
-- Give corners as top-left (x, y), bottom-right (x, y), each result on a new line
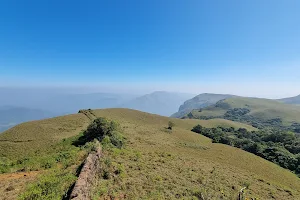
top-left (0, 0), bottom-right (299, 97)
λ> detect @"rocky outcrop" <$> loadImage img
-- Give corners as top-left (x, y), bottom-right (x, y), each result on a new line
top-left (70, 142), bottom-right (102, 200)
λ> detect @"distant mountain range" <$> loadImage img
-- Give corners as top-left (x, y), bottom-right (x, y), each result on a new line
top-left (121, 91), bottom-right (195, 116)
top-left (0, 106), bottom-right (55, 132)
top-left (1, 87), bottom-right (299, 133)
top-left (172, 93), bottom-right (300, 118)
top-left (0, 89), bottom-right (194, 132)
top-left (0, 88), bottom-right (138, 115)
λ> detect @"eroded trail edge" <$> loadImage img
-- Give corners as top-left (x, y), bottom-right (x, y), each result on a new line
top-left (70, 141), bottom-right (102, 200)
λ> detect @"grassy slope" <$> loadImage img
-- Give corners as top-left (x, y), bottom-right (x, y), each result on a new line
top-left (179, 118), bottom-right (257, 131)
top-left (0, 111), bottom-right (256, 160)
top-left (91, 109), bottom-right (299, 199)
top-left (0, 113), bottom-right (89, 159)
top-left (0, 108), bottom-right (299, 199)
top-left (191, 97), bottom-right (300, 126)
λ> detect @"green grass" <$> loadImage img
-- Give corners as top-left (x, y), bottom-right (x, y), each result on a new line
top-left (16, 134), bottom-right (97, 200)
top-left (1, 108), bottom-right (300, 199)
top-left (0, 113), bottom-right (89, 159)
top-left (89, 108), bottom-right (300, 199)
top-left (19, 169), bottom-right (77, 200)
top-left (0, 130), bottom-right (96, 200)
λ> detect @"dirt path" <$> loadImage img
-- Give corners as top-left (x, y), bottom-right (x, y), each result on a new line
top-left (0, 171), bottom-right (39, 200)
top-left (0, 171), bottom-right (39, 181)
top-left (79, 109), bottom-right (97, 122)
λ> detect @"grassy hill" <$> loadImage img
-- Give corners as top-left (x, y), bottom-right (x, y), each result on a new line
top-left (0, 113), bottom-right (89, 159)
top-left (171, 93), bottom-right (235, 118)
top-left (187, 97), bottom-right (300, 130)
top-left (0, 109), bottom-right (299, 199)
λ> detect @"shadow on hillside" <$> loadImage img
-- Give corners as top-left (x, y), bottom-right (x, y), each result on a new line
top-left (72, 131), bottom-right (92, 147)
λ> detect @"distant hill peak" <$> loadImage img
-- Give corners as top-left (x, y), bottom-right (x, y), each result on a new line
top-left (278, 94), bottom-right (300, 105)
top-left (171, 93), bottom-right (236, 118)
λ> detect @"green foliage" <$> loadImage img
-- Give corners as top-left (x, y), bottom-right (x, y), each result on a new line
top-left (82, 117), bottom-right (125, 149)
top-left (17, 132), bottom-right (99, 199)
top-left (85, 117), bottom-right (113, 141)
top-left (17, 118), bottom-right (122, 199)
top-left (19, 169), bottom-right (77, 200)
top-left (3, 136), bottom-right (83, 174)
top-left (108, 131), bottom-right (125, 148)
top-left (192, 124), bottom-right (300, 175)
top-left (0, 157), bottom-right (12, 173)
top-left (224, 109), bottom-right (284, 129)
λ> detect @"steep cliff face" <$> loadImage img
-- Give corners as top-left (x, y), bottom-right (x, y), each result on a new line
top-left (171, 93), bottom-right (235, 118)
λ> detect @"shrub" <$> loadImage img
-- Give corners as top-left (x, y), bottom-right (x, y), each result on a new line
top-left (82, 117), bottom-right (125, 149)
top-left (168, 121), bottom-right (175, 130)
top-left (191, 125), bottom-right (203, 133)
top-left (109, 131), bottom-right (125, 148)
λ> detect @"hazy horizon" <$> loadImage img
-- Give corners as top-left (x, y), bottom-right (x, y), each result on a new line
top-left (0, 85), bottom-right (298, 99)
top-left (1, 1), bottom-right (299, 99)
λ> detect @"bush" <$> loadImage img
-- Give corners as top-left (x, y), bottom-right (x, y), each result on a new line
top-left (168, 121), bottom-right (175, 130)
top-left (0, 157), bottom-right (11, 173)
top-left (83, 117), bottom-right (125, 149)
top-left (85, 118), bottom-right (113, 141)
top-left (191, 125), bottom-right (203, 133)
top-left (108, 131), bottom-right (125, 148)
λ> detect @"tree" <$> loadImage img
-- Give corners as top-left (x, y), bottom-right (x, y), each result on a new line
top-left (168, 121), bottom-right (175, 130)
top-left (191, 124), bottom-right (203, 133)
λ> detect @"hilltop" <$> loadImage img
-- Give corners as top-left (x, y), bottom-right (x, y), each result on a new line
top-left (171, 93), bottom-right (236, 118)
top-left (186, 97), bottom-right (300, 130)
top-left (1, 109), bottom-right (299, 199)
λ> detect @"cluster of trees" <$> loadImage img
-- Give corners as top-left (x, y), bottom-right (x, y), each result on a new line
top-left (191, 125), bottom-right (300, 175)
top-left (222, 108), bottom-right (286, 129)
top-left (291, 123), bottom-right (300, 133)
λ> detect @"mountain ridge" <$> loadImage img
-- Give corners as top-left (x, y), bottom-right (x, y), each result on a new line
top-left (171, 93), bottom-right (236, 118)
top-left (278, 94), bottom-right (300, 105)
top-left (186, 97), bottom-right (300, 131)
